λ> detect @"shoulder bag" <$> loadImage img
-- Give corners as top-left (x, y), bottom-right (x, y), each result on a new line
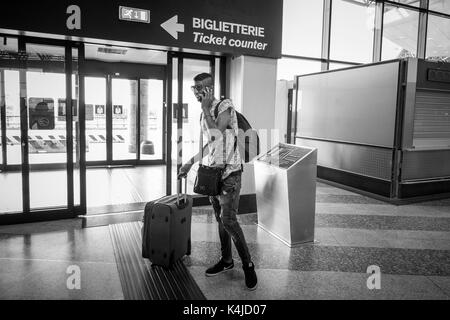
top-left (193, 112), bottom-right (225, 196)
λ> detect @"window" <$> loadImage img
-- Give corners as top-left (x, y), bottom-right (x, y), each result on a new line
top-left (277, 58), bottom-right (321, 81)
top-left (282, 0), bottom-right (323, 58)
top-left (382, 5), bottom-right (419, 60)
top-left (429, 0), bottom-right (450, 16)
top-left (389, 0), bottom-right (420, 8)
top-left (426, 14), bottom-right (450, 60)
top-left (4, 70), bottom-right (20, 165)
top-left (330, 0), bottom-right (376, 63)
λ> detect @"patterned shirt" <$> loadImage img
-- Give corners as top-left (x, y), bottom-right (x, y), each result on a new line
top-left (200, 99), bottom-right (242, 180)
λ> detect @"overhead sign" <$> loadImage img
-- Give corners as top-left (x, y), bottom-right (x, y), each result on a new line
top-left (191, 17), bottom-right (268, 52)
top-left (161, 15), bottom-right (184, 40)
top-left (119, 6), bottom-right (150, 24)
top-left (0, 0), bottom-right (282, 59)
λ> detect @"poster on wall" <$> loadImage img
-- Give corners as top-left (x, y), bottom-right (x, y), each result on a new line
top-left (28, 98), bottom-right (55, 130)
top-left (95, 105), bottom-right (105, 116)
top-left (57, 99), bottom-right (78, 121)
top-left (173, 103), bottom-right (188, 121)
top-left (86, 104), bottom-right (94, 121)
top-left (113, 105), bottom-right (124, 117)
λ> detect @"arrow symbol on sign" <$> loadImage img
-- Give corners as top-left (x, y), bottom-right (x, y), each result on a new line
top-left (161, 15), bottom-right (185, 40)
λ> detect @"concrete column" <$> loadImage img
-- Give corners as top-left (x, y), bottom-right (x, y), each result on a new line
top-left (274, 80), bottom-right (289, 144)
top-left (228, 55), bottom-right (278, 195)
top-left (127, 80), bottom-right (140, 153)
top-left (139, 80), bottom-right (149, 152)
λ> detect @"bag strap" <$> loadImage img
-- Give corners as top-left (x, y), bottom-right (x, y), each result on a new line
top-left (214, 101), bottom-right (220, 119)
top-left (199, 113), bottom-right (204, 166)
top-left (215, 98), bottom-right (238, 152)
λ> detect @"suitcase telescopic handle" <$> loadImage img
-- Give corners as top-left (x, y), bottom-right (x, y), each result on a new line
top-left (177, 177), bottom-right (187, 205)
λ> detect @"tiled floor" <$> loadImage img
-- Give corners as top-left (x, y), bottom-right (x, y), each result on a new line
top-left (0, 225), bottom-right (123, 299)
top-left (0, 181), bottom-right (449, 300)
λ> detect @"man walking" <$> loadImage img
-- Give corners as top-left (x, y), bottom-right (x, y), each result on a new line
top-left (178, 73), bottom-right (258, 290)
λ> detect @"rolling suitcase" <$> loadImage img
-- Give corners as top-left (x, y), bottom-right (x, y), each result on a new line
top-left (142, 178), bottom-right (192, 269)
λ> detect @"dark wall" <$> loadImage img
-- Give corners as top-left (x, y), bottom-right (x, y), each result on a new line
top-left (416, 60), bottom-right (450, 91)
top-left (0, 0), bottom-right (283, 59)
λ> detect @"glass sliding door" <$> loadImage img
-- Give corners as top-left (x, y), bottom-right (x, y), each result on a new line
top-left (0, 38), bottom-right (22, 214)
top-left (180, 59), bottom-right (212, 194)
top-left (139, 79), bottom-right (164, 161)
top-left (84, 72), bottom-right (166, 214)
top-left (167, 53), bottom-right (225, 195)
top-left (112, 78), bottom-right (138, 161)
top-left (85, 76), bottom-right (107, 162)
top-left (26, 43), bottom-right (68, 209)
top-left (4, 70), bottom-right (21, 166)
top-left (84, 75), bottom-right (165, 165)
top-left (0, 36), bottom-right (83, 222)
top-left (26, 70), bottom-right (67, 165)
top-left (85, 75), bottom-right (140, 212)
top-left (72, 48), bottom-right (81, 208)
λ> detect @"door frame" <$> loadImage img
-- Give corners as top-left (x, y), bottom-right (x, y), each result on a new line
top-left (0, 34), bottom-right (84, 224)
top-left (0, 69), bottom-right (7, 173)
top-left (165, 52), bottom-right (227, 195)
top-left (0, 35), bottom-right (227, 224)
top-left (82, 61), bottom-right (167, 167)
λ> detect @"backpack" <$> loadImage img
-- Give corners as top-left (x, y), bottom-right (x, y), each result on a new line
top-left (214, 99), bottom-right (260, 163)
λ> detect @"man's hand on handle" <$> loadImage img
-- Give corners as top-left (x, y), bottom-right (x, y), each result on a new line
top-left (178, 163), bottom-right (193, 179)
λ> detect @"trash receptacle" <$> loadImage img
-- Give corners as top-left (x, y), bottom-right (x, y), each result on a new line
top-left (254, 143), bottom-right (317, 247)
top-left (141, 140), bottom-right (155, 155)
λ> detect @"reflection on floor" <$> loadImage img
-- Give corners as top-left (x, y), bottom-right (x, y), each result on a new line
top-left (86, 164), bottom-right (198, 214)
top-left (0, 165), bottom-right (196, 215)
top-left (0, 166), bottom-right (166, 214)
top-left (0, 181), bottom-right (449, 299)
top-left (86, 166), bottom-right (166, 214)
top-left (0, 171), bottom-right (23, 212)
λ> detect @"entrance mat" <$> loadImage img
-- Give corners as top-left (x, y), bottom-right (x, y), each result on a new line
top-left (109, 222), bottom-right (206, 300)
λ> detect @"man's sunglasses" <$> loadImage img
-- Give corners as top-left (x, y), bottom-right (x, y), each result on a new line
top-left (191, 85), bottom-right (213, 93)
top-left (191, 85), bottom-right (203, 92)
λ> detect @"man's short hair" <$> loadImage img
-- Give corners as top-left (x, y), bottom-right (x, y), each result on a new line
top-left (193, 73), bottom-right (213, 82)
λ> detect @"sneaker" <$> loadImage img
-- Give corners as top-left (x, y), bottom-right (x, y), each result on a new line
top-left (205, 259), bottom-right (234, 277)
top-left (243, 262), bottom-right (258, 290)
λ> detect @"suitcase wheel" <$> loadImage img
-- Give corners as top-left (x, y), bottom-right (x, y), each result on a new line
top-left (152, 214), bottom-right (155, 219)
top-left (181, 217), bottom-right (186, 224)
top-left (165, 217), bottom-right (169, 223)
top-left (187, 238), bottom-right (191, 256)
